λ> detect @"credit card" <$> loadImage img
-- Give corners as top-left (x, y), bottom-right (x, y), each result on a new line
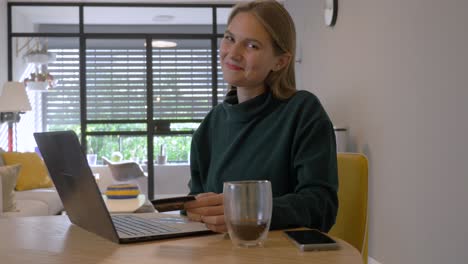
top-left (150, 195), bottom-right (196, 212)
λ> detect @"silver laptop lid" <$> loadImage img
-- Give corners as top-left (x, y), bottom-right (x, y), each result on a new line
top-left (34, 131), bottom-right (119, 243)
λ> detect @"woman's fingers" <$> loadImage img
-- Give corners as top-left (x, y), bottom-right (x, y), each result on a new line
top-left (202, 214), bottom-right (227, 233)
top-left (184, 193), bottom-right (223, 209)
top-left (188, 205), bottom-right (224, 216)
top-left (185, 193), bottom-right (225, 233)
top-left (186, 211), bottom-right (202, 222)
top-left (195, 192), bottom-right (217, 198)
top-left (201, 214), bottom-right (225, 225)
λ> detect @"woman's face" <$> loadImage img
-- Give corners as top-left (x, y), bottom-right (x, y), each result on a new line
top-left (220, 12), bottom-right (283, 91)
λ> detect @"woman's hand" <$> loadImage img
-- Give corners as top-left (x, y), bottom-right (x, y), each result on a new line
top-left (184, 192), bottom-right (227, 233)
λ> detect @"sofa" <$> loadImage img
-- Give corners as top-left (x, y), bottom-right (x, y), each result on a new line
top-left (0, 183), bottom-right (63, 217)
top-left (0, 148), bottom-right (63, 218)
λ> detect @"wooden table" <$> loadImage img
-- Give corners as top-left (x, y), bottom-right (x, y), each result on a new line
top-left (0, 216), bottom-right (363, 264)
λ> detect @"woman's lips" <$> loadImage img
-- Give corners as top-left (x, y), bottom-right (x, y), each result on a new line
top-left (225, 62), bottom-right (243, 71)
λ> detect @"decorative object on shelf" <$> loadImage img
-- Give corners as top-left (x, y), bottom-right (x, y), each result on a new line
top-left (157, 144), bottom-right (167, 165)
top-left (23, 65), bottom-right (57, 91)
top-left (324, 0), bottom-right (338, 27)
top-left (334, 126), bottom-right (348, 152)
top-left (16, 38), bottom-right (57, 92)
top-left (102, 156), bottom-right (148, 196)
top-left (16, 38), bottom-right (56, 64)
top-left (86, 153), bottom-right (97, 166)
top-left (105, 183), bottom-right (140, 199)
top-left (0, 82), bottom-right (32, 152)
top-left (23, 48), bottom-right (56, 65)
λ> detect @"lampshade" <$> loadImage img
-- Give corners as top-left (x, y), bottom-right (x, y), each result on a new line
top-left (0, 82), bottom-right (32, 112)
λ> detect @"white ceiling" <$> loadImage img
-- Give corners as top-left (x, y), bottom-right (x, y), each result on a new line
top-left (9, 0), bottom-right (285, 25)
top-left (12, 4), bottom-right (241, 26)
top-left (8, 0), bottom-right (243, 2)
top-left (12, 5), bottom-right (233, 25)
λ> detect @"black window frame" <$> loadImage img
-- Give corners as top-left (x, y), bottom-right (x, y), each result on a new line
top-left (7, 2), bottom-right (233, 199)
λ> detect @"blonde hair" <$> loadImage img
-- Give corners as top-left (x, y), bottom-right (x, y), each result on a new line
top-left (226, 0), bottom-right (296, 100)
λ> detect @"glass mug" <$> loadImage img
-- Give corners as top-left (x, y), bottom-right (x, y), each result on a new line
top-left (223, 180), bottom-right (273, 247)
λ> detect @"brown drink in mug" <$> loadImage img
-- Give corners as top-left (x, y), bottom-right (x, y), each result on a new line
top-left (223, 180), bottom-right (272, 247)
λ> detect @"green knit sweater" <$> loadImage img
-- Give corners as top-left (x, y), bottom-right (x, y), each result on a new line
top-left (189, 90), bottom-right (338, 232)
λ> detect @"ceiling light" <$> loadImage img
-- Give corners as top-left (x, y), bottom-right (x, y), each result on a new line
top-left (152, 40), bottom-right (177, 48)
top-left (143, 40), bottom-right (178, 48)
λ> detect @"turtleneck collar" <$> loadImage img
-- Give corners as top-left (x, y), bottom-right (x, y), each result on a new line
top-left (222, 89), bottom-right (277, 122)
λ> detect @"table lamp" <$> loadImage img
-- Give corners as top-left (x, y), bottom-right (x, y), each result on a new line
top-left (0, 82), bottom-right (32, 152)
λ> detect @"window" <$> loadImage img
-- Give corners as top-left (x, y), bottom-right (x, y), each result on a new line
top-left (45, 47), bottom-right (80, 130)
top-left (86, 39), bottom-right (148, 122)
top-left (8, 3), bottom-right (233, 198)
top-left (43, 39), bottom-right (227, 162)
top-left (152, 43), bottom-right (214, 120)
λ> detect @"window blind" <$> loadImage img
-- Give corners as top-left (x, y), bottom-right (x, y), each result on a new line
top-left (153, 48), bottom-right (213, 120)
top-left (45, 47), bottom-right (226, 127)
top-left (86, 48), bottom-right (148, 120)
top-left (45, 49), bottom-right (80, 127)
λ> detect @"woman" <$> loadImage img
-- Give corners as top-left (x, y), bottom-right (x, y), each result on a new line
top-left (185, 0), bottom-right (338, 233)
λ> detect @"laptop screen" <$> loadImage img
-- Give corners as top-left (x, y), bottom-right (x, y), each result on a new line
top-left (34, 131), bottom-right (119, 243)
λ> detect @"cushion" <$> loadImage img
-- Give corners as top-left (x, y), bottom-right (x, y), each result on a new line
top-left (0, 164), bottom-right (21, 212)
top-left (4, 200), bottom-right (49, 217)
top-left (15, 187), bottom-right (63, 215)
top-left (0, 147), bottom-right (5, 166)
top-left (1, 152), bottom-right (53, 191)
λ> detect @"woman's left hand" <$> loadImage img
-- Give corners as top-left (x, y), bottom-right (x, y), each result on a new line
top-left (184, 192), bottom-right (226, 233)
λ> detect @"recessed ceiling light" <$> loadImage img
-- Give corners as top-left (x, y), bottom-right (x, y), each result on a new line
top-left (144, 40), bottom-right (178, 48)
top-left (152, 40), bottom-right (177, 48)
top-left (152, 15), bottom-right (175, 22)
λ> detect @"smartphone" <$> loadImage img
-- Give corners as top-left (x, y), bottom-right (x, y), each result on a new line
top-left (284, 229), bottom-right (339, 251)
top-left (150, 195), bottom-right (196, 212)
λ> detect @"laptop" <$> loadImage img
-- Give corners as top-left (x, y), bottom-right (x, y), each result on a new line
top-left (34, 130), bottom-right (211, 244)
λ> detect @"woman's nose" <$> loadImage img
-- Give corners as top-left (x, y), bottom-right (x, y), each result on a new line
top-left (228, 43), bottom-right (243, 61)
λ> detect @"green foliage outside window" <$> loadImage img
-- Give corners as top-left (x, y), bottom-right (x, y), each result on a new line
top-left (154, 136), bottom-right (192, 163)
top-left (47, 124), bottom-right (192, 164)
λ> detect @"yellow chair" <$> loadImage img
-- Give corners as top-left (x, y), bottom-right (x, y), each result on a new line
top-left (328, 153), bottom-right (368, 264)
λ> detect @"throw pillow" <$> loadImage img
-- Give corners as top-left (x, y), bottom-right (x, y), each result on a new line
top-left (0, 164), bottom-right (21, 212)
top-left (0, 147), bottom-right (5, 166)
top-left (2, 152), bottom-right (53, 191)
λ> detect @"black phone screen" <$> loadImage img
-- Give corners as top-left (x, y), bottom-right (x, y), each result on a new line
top-left (284, 230), bottom-right (336, 244)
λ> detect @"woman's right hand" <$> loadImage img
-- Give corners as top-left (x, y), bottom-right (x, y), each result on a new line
top-left (184, 192), bottom-right (227, 233)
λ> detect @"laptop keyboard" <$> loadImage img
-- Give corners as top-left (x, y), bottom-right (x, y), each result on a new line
top-left (112, 215), bottom-right (179, 236)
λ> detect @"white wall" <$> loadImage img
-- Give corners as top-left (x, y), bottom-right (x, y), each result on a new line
top-left (10, 5), bottom-right (36, 152)
top-left (285, 0), bottom-right (468, 263)
top-left (4, 2), bottom-right (467, 262)
top-left (0, 0), bottom-right (8, 149)
top-left (0, 0), bottom-right (36, 151)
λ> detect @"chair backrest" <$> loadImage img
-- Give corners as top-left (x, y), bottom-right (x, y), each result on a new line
top-left (101, 157), bottom-right (145, 182)
top-left (328, 153), bottom-right (368, 263)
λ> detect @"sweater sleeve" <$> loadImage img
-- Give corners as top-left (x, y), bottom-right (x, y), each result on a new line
top-left (270, 118), bottom-right (339, 232)
top-left (188, 135), bottom-right (205, 196)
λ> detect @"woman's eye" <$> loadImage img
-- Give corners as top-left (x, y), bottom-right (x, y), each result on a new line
top-left (247, 43), bottom-right (259, 49)
top-left (224, 35), bottom-right (234, 42)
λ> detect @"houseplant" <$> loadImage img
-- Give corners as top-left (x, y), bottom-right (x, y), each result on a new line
top-left (24, 71), bottom-right (56, 91)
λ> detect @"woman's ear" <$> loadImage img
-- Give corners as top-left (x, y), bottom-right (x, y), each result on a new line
top-left (272, 53), bottom-right (292, 72)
